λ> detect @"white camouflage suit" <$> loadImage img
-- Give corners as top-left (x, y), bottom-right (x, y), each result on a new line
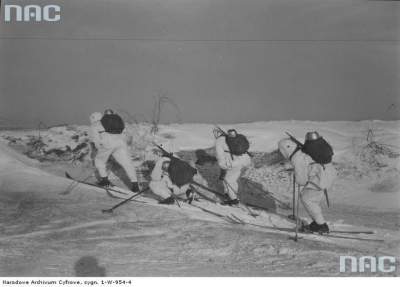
top-left (149, 156), bottom-right (208, 200)
top-left (89, 112), bottom-right (137, 182)
top-left (215, 136), bottom-right (251, 200)
top-left (278, 138), bottom-right (336, 224)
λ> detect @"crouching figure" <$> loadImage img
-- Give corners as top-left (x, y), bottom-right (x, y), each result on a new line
top-left (278, 131), bottom-right (337, 234)
top-left (214, 128), bottom-right (251, 206)
top-left (149, 150), bottom-right (208, 205)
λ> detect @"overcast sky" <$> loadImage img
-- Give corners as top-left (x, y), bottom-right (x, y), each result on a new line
top-left (0, 0), bottom-right (399, 127)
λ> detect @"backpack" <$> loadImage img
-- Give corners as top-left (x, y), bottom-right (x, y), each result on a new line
top-left (167, 157), bottom-right (197, 187)
top-left (302, 137), bottom-right (333, 165)
top-left (225, 134), bottom-right (250, 156)
top-left (101, 114), bottom-right (125, 134)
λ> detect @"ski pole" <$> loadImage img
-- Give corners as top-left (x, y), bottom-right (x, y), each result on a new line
top-left (324, 189), bottom-right (330, 208)
top-left (171, 192), bottom-right (182, 208)
top-left (189, 184), bottom-right (219, 203)
top-left (191, 180), bottom-right (224, 197)
top-left (294, 184), bottom-right (301, 242)
top-left (101, 188), bottom-right (148, 214)
top-left (292, 173), bottom-right (296, 218)
top-left (287, 172), bottom-right (296, 220)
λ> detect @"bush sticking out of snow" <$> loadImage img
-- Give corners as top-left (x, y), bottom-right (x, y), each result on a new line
top-left (351, 128), bottom-right (399, 171)
top-left (330, 126), bottom-right (400, 182)
top-left (2, 123), bottom-right (178, 166)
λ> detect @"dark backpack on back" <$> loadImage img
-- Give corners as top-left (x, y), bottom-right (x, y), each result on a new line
top-left (301, 137), bottom-right (333, 165)
top-left (101, 114), bottom-right (125, 134)
top-left (225, 134), bottom-right (250, 156)
top-left (168, 157), bottom-right (197, 187)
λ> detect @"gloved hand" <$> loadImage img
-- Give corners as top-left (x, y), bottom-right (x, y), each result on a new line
top-left (186, 188), bottom-right (195, 204)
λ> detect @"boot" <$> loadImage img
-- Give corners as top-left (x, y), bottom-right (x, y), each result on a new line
top-left (186, 189), bottom-right (194, 204)
top-left (159, 196), bottom-right (175, 205)
top-left (131, 182), bottom-right (140, 193)
top-left (300, 221), bottom-right (317, 233)
top-left (308, 221), bottom-right (319, 231)
top-left (98, 177), bottom-right (111, 187)
top-left (316, 223), bottom-right (330, 234)
top-left (302, 221), bottom-right (329, 234)
top-left (219, 169), bottom-right (227, 181)
top-left (222, 198), bottom-right (239, 206)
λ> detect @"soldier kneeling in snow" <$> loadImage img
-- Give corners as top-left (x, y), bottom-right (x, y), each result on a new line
top-left (149, 149), bottom-right (208, 205)
top-left (278, 132), bottom-right (337, 234)
top-left (89, 109), bottom-right (139, 193)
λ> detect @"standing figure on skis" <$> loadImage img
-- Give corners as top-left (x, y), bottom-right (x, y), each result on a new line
top-left (278, 131), bottom-right (337, 234)
top-left (89, 109), bottom-right (140, 193)
top-left (214, 127), bottom-right (251, 206)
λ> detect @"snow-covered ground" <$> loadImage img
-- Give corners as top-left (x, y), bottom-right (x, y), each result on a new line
top-left (0, 121), bottom-right (399, 276)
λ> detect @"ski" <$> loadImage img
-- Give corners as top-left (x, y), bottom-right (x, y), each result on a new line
top-left (223, 203), bottom-right (260, 218)
top-left (239, 204), bottom-right (259, 218)
top-left (246, 221), bottom-right (383, 242)
top-left (223, 215), bottom-right (383, 242)
top-left (65, 172), bottom-right (129, 195)
top-left (329, 230), bottom-right (375, 235)
top-left (300, 232), bottom-right (383, 242)
top-left (298, 222), bottom-right (376, 235)
top-left (189, 183), bottom-right (259, 217)
top-left (284, 215), bottom-right (376, 235)
top-left (190, 185), bottom-right (222, 204)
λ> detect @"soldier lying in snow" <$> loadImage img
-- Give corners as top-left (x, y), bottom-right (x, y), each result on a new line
top-left (278, 131), bottom-right (337, 234)
top-left (149, 150), bottom-right (208, 205)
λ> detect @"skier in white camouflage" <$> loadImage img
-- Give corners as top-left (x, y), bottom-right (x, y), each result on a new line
top-left (214, 127), bottom-right (251, 206)
top-left (149, 148), bottom-right (208, 204)
top-left (278, 131), bottom-right (336, 234)
top-left (89, 109), bottom-right (140, 193)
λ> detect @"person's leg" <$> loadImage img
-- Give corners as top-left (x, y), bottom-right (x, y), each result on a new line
top-left (149, 181), bottom-right (172, 200)
top-left (94, 147), bottom-right (113, 185)
top-left (112, 143), bottom-right (139, 192)
top-left (300, 188), bottom-right (325, 225)
top-left (223, 166), bottom-right (242, 203)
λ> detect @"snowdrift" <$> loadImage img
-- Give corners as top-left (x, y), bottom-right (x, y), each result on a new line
top-left (0, 142), bottom-right (80, 194)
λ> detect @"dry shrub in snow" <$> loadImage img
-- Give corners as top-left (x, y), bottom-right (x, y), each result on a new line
top-left (352, 128), bottom-right (399, 169)
top-left (124, 123), bottom-right (156, 160)
top-left (335, 126), bottom-right (400, 179)
top-left (150, 94), bottom-right (182, 134)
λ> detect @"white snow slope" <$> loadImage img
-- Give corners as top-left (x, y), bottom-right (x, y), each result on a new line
top-left (0, 120), bottom-right (399, 276)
